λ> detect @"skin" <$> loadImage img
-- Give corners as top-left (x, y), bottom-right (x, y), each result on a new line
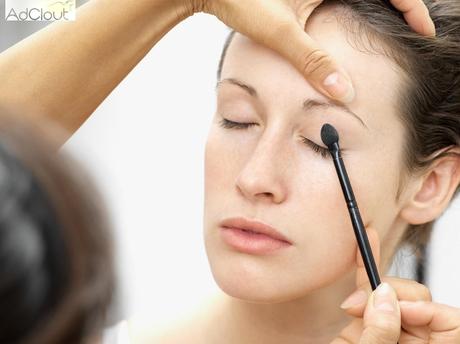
top-left (0, 0), bottom-right (433, 141)
top-left (194, 5), bottom-right (459, 344)
top-left (0, 0), bottom-right (453, 343)
top-left (205, 9), bottom-right (406, 302)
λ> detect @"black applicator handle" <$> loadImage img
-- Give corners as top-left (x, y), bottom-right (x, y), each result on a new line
top-left (330, 142), bottom-right (381, 290)
top-left (321, 124), bottom-right (381, 290)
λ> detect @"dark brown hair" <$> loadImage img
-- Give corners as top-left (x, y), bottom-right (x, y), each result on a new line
top-left (0, 114), bottom-right (114, 344)
top-left (217, 0), bottom-right (460, 283)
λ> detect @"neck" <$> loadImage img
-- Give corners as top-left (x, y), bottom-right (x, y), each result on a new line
top-left (205, 271), bottom-right (357, 344)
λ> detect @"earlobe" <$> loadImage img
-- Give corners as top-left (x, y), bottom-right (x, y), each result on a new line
top-left (400, 149), bottom-right (460, 225)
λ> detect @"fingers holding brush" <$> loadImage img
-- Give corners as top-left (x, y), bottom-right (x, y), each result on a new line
top-left (340, 226), bottom-right (431, 317)
top-left (337, 226), bottom-right (460, 343)
top-left (341, 291), bottom-right (460, 343)
top-left (336, 229), bottom-right (402, 344)
top-left (341, 277), bottom-right (432, 318)
top-left (360, 283), bottom-right (401, 344)
top-left (321, 124), bottom-right (458, 343)
top-left (332, 284), bottom-right (402, 344)
top-left (398, 301), bottom-right (460, 342)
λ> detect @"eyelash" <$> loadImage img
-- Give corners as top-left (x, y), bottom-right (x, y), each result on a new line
top-left (218, 118), bottom-right (330, 159)
top-left (301, 137), bottom-right (330, 158)
top-left (219, 118), bottom-right (258, 130)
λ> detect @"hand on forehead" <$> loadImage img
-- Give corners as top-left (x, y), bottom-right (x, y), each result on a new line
top-left (221, 10), bottom-right (403, 136)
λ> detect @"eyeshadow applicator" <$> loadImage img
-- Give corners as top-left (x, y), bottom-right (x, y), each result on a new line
top-left (321, 123), bottom-right (381, 290)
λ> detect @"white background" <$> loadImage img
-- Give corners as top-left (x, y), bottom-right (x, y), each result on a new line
top-left (63, 14), bottom-right (230, 324)
top-left (1, 3), bottom-right (460, 325)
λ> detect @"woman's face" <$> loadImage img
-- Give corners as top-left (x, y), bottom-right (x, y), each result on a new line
top-left (204, 5), bottom-right (408, 302)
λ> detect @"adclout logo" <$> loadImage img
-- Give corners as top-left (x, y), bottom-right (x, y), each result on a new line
top-left (5, 0), bottom-right (76, 21)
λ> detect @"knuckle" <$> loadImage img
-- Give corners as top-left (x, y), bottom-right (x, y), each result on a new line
top-left (299, 49), bottom-right (332, 77)
top-left (418, 283), bottom-right (432, 301)
top-left (372, 316), bottom-right (400, 334)
top-left (385, 276), bottom-right (413, 284)
top-left (195, 0), bottom-right (207, 12)
top-left (362, 321), bottom-right (400, 344)
top-left (181, 0), bottom-right (202, 16)
top-left (409, 281), bottom-right (432, 301)
top-left (187, 0), bottom-right (212, 14)
top-left (386, 277), bottom-right (432, 302)
top-left (431, 327), bottom-right (460, 342)
top-left (359, 329), bottom-right (396, 344)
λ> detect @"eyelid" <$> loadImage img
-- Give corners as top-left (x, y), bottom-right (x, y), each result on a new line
top-left (218, 118), bottom-right (258, 129)
top-left (219, 118), bottom-right (344, 159)
top-left (301, 137), bottom-right (330, 159)
top-left (217, 99), bottom-right (266, 125)
top-left (302, 100), bottom-right (367, 129)
top-left (301, 137), bottom-right (327, 149)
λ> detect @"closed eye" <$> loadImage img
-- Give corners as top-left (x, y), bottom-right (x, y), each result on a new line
top-left (219, 118), bottom-right (331, 159)
top-left (218, 118), bottom-right (258, 129)
top-left (301, 137), bottom-right (330, 159)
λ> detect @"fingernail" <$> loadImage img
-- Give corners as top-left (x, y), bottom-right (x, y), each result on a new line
top-left (340, 289), bottom-right (368, 309)
top-left (323, 72), bottom-right (355, 103)
top-left (374, 283), bottom-right (396, 313)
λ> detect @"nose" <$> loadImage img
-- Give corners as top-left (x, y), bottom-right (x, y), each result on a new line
top-left (235, 138), bottom-right (288, 204)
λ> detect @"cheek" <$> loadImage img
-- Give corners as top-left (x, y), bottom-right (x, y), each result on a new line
top-left (345, 145), bottom-right (403, 234)
top-left (285, 161), bottom-right (359, 283)
top-left (281, 150), bottom-right (401, 293)
top-left (204, 128), bottom-right (238, 199)
top-left (204, 123), bottom-right (257, 203)
top-left (203, 126), bottom-right (245, 232)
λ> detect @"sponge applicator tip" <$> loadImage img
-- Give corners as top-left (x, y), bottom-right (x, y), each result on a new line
top-left (321, 123), bottom-right (339, 149)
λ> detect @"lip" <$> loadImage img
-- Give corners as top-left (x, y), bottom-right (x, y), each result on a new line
top-left (219, 217), bottom-right (292, 254)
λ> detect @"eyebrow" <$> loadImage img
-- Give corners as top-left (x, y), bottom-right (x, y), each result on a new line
top-left (216, 78), bottom-right (368, 129)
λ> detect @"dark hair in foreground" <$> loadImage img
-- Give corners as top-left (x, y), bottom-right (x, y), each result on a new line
top-left (0, 115), bottom-right (114, 343)
top-left (217, 0), bottom-right (460, 283)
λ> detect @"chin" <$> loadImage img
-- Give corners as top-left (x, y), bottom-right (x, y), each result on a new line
top-left (214, 275), bottom-right (297, 304)
top-left (203, 228), bottom-right (355, 304)
top-left (206, 252), bottom-right (318, 304)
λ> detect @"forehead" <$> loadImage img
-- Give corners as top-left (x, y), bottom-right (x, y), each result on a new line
top-left (220, 5), bottom-right (404, 133)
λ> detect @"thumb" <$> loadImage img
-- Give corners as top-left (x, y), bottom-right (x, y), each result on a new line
top-left (204, 0), bottom-right (355, 103)
top-left (272, 23), bottom-right (355, 103)
top-left (360, 283), bottom-right (401, 344)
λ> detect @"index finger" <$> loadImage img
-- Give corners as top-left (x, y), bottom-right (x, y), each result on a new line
top-left (400, 301), bottom-right (460, 332)
top-left (268, 21), bottom-right (355, 103)
top-left (390, 0), bottom-right (436, 36)
top-left (355, 227), bottom-right (382, 289)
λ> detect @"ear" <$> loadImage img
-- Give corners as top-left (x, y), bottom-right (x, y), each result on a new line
top-left (400, 147), bottom-right (460, 225)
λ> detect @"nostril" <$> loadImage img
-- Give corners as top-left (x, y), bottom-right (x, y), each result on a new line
top-left (260, 192), bottom-right (273, 198)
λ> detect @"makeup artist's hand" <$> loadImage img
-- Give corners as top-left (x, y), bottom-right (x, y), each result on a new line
top-left (332, 227), bottom-right (460, 343)
top-left (188, 0), bottom-right (435, 103)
